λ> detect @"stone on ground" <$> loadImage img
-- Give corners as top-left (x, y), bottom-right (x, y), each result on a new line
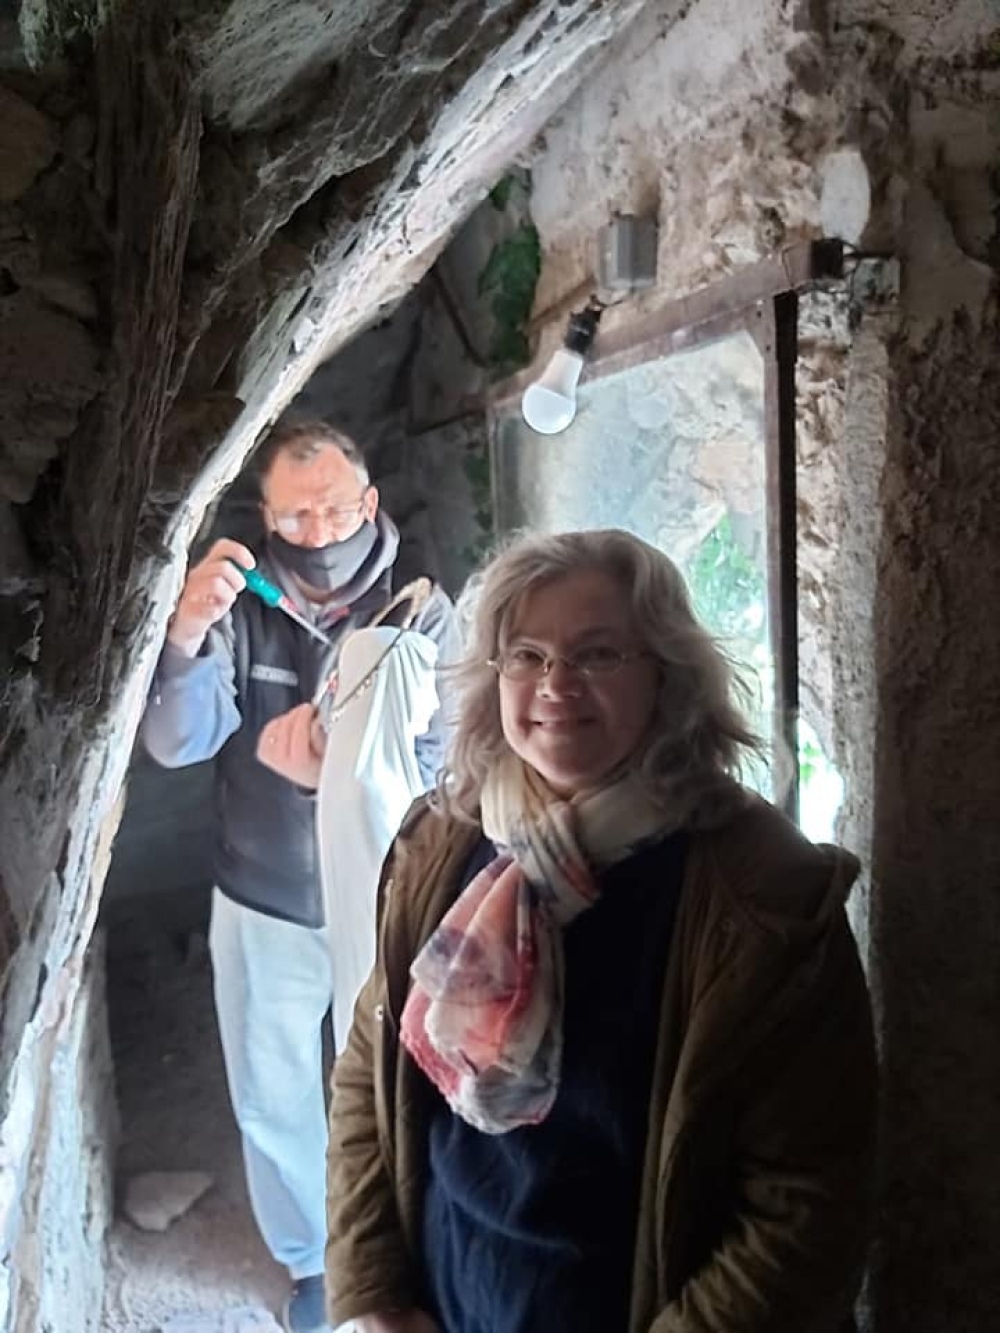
top-left (123, 1170), bottom-right (215, 1232)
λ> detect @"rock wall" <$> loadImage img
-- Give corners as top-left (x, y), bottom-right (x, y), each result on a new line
top-left (827, 19), bottom-right (1000, 1327)
top-left (0, 3), bottom-right (651, 1327)
top-left (518, 0), bottom-right (1000, 1327)
top-left (6, 934), bottom-right (116, 1333)
top-left (865, 295), bottom-right (1000, 1331)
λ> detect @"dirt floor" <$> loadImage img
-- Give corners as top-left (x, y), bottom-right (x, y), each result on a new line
top-left (101, 888), bottom-right (289, 1332)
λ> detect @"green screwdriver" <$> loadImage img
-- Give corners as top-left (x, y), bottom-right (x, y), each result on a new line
top-left (229, 560), bottom-right (334, 649)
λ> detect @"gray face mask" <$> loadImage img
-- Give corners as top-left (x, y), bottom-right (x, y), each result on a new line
top-left (268, 520), bottom-right (378, 593)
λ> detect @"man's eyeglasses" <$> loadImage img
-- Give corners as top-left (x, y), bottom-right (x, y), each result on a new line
top-left (267, 496), bottom-right (368, 542)
top-left (488, 645), bottom-right (651, 682)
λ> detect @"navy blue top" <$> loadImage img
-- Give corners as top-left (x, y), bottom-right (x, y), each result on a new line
top-left (421, 829), bottom-right (688, 1333)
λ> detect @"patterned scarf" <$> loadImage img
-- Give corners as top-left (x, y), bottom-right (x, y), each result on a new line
top-left (399, 754), bottom-right (672, 1134)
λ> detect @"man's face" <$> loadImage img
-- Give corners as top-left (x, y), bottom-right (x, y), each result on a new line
top-left (262, 444), bottom-right (378, 548)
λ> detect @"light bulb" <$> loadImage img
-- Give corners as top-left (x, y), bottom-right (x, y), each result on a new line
top-left (520, 347), bottom-right (585, 435)
top-left (520, 301), bottom-right (603, 436)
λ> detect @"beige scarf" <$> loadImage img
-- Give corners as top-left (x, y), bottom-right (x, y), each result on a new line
top-left (399, 754), bottom-right (672, 1133)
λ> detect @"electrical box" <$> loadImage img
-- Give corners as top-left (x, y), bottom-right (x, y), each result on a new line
top-left (598, 215), bottom-right (658, 291)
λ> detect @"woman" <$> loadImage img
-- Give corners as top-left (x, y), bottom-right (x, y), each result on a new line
top-left (316, 625), bottom-right (440, 1054)
top-left (326, 529), bottom-right (877, 1333)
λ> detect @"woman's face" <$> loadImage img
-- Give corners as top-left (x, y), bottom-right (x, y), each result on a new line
top-left (497, 570), bottom-right (661, 798)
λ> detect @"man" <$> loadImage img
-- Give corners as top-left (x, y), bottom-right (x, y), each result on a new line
top-left (142, 420), bottom-right (460, 1333)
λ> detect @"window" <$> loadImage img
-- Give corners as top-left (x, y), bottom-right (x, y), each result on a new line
top-left (489, 241), bottom-right (847, 821)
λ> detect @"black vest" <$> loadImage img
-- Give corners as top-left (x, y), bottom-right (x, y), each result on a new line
top-left (213, 552), bottom-right (394, 927)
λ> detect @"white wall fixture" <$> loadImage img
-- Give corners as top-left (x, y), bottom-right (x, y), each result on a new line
top-left (598, 214), bottom-right (658, 290)
top-left (819, 148), bottom-right (871, 246)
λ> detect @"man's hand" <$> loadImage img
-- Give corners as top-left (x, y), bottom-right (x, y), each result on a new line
top-left (166, 538), bottom-right (256, 658)
top-left (351, 1311), bottom-right (441, 1333)
top-left (257, 702), bottom-right (327, 788)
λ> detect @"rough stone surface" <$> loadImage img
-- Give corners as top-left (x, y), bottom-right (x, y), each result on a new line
top-left (865, 302), bottom-right (1000, 1333)
top-left (122, 1171), bottom-right (215, 1233)
top-left (191, 1), bottom-right (444, 135)
top-left (5, 933), bottom-right (117, 1333)
top-left (0, 5), bottom-right (649, 1331)
top-left (0, 84), bottom-right (57, 201)
top-left (0, 291), bottom-right (103, 502)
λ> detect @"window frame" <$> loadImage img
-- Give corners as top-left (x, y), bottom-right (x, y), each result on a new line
top-left (487, 239), bottom-right (846, 822)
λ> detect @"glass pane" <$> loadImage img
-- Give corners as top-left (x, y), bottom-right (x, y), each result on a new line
top-left (492, 327), bottom-right (774, 794)
top-left (798, 716), bottom-right (844, 842)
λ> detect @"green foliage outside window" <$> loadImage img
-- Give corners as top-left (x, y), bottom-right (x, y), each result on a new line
top-left (464, 172), bottom-right (542, 570)
top-left (477, 220), bottom-right (541, 378)
top-left (684, 513), bottom-right (765, 650)
top-left (685, 512), bottom-right (844, 832)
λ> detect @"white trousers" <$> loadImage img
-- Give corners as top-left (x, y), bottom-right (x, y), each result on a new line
top-left (209, 888), bottom-right (332, 1279)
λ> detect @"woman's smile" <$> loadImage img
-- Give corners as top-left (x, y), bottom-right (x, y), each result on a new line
top-left (498, 570), bottom-right (660, 797)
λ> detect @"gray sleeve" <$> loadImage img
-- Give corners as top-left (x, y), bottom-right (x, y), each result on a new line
top-left (412, 586), bottom-right (463, 788)
top-left (141, 618), bottom-right (242, 768)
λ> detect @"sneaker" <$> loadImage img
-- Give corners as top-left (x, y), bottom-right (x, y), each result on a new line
top-left (282, 1273), bottom-right (331, 1333)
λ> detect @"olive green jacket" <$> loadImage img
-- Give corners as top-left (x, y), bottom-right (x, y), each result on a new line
top-left (326, 795), bottom-right (878, 1332)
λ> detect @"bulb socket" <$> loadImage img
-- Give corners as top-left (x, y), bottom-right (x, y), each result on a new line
top-left (563, 302), bottom-right (603, 355)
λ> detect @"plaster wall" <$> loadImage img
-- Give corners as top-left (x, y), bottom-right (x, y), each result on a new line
top-left (519, 0), bottom-right (1000, 1327)
top-left (529, 0), bottom-right (825, 324)
top-left (522, 0), bottom-right (873, 767)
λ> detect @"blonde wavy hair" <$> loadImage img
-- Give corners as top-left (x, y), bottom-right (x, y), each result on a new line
top-left (439, 528), bottom-right (763, 828)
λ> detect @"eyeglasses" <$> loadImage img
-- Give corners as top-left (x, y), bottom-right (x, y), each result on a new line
top-left (267, 496), bottom-right (368, 542)
top-left (488, 645), bottom-right (651, 682)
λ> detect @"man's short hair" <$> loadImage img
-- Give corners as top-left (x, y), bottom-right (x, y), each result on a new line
top-left (254, 419), bottom-right (370, 493)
